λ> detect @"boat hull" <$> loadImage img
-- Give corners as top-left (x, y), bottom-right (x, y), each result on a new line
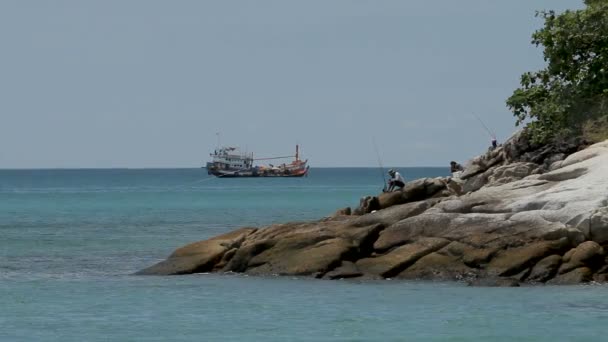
top-left (206, 164), bottom-right (309, 178)
top-left (208, 170), bottom-right (308, 178)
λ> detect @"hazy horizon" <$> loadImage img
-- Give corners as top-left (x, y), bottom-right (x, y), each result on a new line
top-left (0, 1), bottom-right (583, 168)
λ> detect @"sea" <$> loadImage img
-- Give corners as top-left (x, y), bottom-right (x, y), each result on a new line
top-left (1, 168), bottom-right (608, 341)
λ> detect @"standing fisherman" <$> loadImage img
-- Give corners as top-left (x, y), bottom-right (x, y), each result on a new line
top-left (490, 138), bottom-right (498, 151)
top-left (472, 113), bottom-right (498, 151)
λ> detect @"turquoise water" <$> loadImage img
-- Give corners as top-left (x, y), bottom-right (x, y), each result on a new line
top-left (2, 168), bottom-right (608, 341)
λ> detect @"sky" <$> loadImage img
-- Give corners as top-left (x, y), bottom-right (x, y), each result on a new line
top-left (0, 0), bottom-right (584, 168)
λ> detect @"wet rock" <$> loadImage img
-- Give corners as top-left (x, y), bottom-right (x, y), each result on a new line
top-left (593, 265), bottom-right (608, 282)
top-left (558, 241), bottom-right (604, 274)
top-left (547, 267), bottom-right (593, 285)
top-left (467, 278), bottom-right (520, 287)
top-left (527, 255), bottom-right (562, 283)
top-left (324, 261), bottom-right (363, 280)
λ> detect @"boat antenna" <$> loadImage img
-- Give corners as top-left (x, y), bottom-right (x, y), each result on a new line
top-left (471, 112), bottom-right (496, 139)
top-left (372, 137), bottom-right (387, 192)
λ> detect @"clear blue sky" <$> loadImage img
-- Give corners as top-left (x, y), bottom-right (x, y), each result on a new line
top-left (0, 0), bottom-right (582, 168)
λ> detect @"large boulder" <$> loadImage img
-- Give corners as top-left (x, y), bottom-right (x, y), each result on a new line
top-left (395, 241), bottom-right (479, 281)
top-left (486, 162), bottom-right (540, 186)
top-left (547, 267), bottom-right (593, 285)
top-left (558, 241), bottom-right (604, 274)
top-left (323, 261), bottom-right (363, 280)
top-left (355, 178), bottom-right (448, 214)
top-left (485, 238), bottom-right (570, 277)
top-left (223, 221), bottom-right (383, 276)
top-left (244, 237), bottom-right (354, 276)
top-left (136, 227), bottom-right (256, 275)
top-left (589, 207), bottom-right (608, 244)
top-left (527, 255), bottom-right (562, 283)
top-left (356, 237), bottom-right (450, 278)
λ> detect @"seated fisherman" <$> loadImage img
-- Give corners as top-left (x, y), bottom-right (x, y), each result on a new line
top-left (387, 169), bottom-right (406, 192)
top-left (450, 161), bottom-right (464, 173)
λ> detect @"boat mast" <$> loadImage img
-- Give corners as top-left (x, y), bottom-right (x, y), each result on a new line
top-left (295, 145), bottom-right (299, 162)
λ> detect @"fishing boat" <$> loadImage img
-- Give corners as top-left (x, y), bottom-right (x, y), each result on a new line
top-left (205, 145), bottom-right (309, 178)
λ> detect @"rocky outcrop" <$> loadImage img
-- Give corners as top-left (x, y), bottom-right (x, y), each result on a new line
top-left (137, 228), bottom-right (256, 275)
top-left (139, 138), bottom-right (608, 286)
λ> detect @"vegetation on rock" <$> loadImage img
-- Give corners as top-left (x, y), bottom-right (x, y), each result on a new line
top-left (507, 0), bottom-right (608, 143)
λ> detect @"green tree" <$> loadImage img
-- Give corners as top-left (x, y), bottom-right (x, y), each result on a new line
top-left (507, 0), bottom-right (608, 143)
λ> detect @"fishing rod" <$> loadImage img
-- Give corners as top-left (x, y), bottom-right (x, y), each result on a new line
top-left (471, 112), bottom-right (496, 139)
top-left (372, 137), bottom-right (387, 192)
top-left (170, 175), bottom-right (219, 189)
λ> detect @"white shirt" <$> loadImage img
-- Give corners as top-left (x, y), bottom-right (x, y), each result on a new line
top-left (391, 172), bottom-right (405, 183)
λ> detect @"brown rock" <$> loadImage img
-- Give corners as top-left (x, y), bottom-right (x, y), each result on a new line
top-left (214, 247), bottom-right (238, 271)
top-left (223, 221), bottom-right (385, 275)
top-left (324, 261), bottom-right (363, 280)
top-left (332, 207), bottom-right (352, 217)
top-left (374, 211), bottom-right (525, 253)
top-left (486, 238), bottom-right (570, 277)
top-left (462, 248), bottom-right (498, 268)
top-left (527, 255), bottom-right (562, 283)
top-left (365, 178), bottom-right (447, 212)
top-left (547, 267), bottom-right (593, 285)
top-left (246, 237), bottom-right (353, 276)
top-left (350, 199), bottom-right (438, 228)
top-left (356, 196), bottom-right (380, 214)
top-left (468, 278), bottom-right (520, 287)
top-left (356, 237), bottom-right (449, 278)
top-left (396, 248), bottom-right (478, 281)
top-left (373, 212), bottom-right (456, 252)
top-left (428, 241), bottom-right (497, 269)
top-left (136, 227), bottom-right (256, 275)
top-left (223, 239), bottom-right (277, 272)
top-left (558, 241), bottom-right (604, 274)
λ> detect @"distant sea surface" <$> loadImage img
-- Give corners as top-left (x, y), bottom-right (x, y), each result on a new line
top-left (2, 168), bottom-right (608, 341)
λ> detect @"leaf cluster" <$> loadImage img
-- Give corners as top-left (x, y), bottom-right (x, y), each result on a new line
top-left (507, 0), bottom-right (608, 143)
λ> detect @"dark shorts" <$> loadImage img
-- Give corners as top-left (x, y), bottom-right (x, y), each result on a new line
top-left (391, 180), bottom-right (405, 188)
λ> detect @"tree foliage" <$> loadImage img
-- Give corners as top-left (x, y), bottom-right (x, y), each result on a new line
top-left (507, 0), bottom-right (608, 143)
